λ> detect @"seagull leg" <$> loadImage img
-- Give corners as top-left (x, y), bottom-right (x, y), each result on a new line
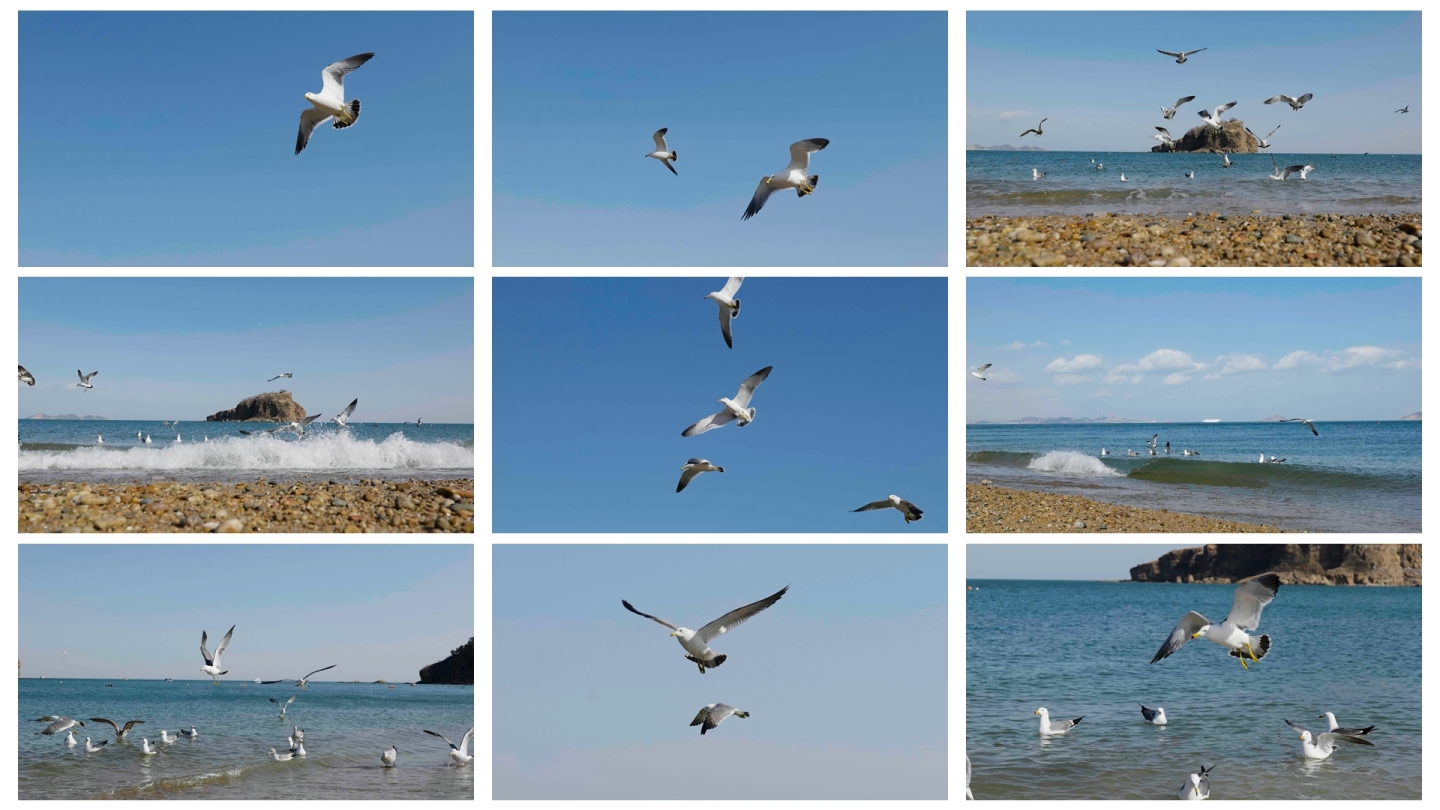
top-left (1239, 654), bottom-right (1249, 670)
top-left (1245, 640), bottom-right (1259, 662)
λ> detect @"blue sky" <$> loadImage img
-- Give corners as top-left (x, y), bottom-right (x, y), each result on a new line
top-left (967, 278), bottom-right (1421, 423)
top-left (19, 12), bottom-right (473, 266)
top-left (968, 543), bottom-right (1191, 580)
top-left (493, 544), bottom-right (946, 800)
top-left (967, 11), bottom-right (1420, 153)
top-left (19, 278), bottom-right (474, 422)
top-left (19, 545), bottom-right (473, 681)
top-left (493, 12), bottom-right (947, 265)
top-left (493, 277), bottom-right (947, 532)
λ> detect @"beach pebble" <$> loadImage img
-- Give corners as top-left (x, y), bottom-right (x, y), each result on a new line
top-left (330, 498), bottom-right (348, 507)
top-left (1285, 234), bottom-right (1303, 244)
top-left (1074, 520), bottom-right (1086, 529)
top-left (396, 495), bottom-right (415, 510)
top-left (202, 521), bottom-right (221, 531)
top-left (93, 516), bottom-right (125, 532)
top-left (1398, 254), bottom-right (1416, 267)
top-left (1355, 232), bottom-right (1377, 247)
top-left (216, 519), bottom-right (244, 533)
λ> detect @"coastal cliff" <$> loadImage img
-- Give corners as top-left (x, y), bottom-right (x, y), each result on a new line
top-left (205, 391), bottom-right (307, 422)
top-left (1151, 120), bottom-right (1260, 153)
top-left (1130, 544), bottom-right (1421, 586)
top-left (419, 637), bottom-right (473, 684)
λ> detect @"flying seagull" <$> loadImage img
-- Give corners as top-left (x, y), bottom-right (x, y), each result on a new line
top-left (1264, 93), bottom-right (1313, 112)
top-left (332, 398), bottom-right (359, 427)
top-left (423, 728), bottom-right (474, 765)
top-left (1018, 118), bottom-right (1047, 137)
top-left (268, 373), bottom-right (293, 382)
top-left (1140, 704), bottom-right (1168, 725)
top-left (1158, 48), bottom-right (1207, 64)
top-left (382, 745), bottom-right (398, 767)
top-left (19, 365), bottom-right (34, 385)
top-left (1161, 95), bottom-right (1196, 120)
top-left (262, 664), bottom-right (337, 688)
top-left (1197, 102), bottom-right (1238, 130)
top-left (741, 138), bottom-right (829, 220)
top-left (622, 585), bottom-right (789, 674)
top-left (89, 718), bottom-right (145, 739)
top-left (1285, 719), bottom-right (1376, 760)
top-left (1245, 124), bottom-right (1281, 149)
top-left (296, 52), bottom-right (374, 155)
top-left (677, 458), bottom-right (724, 492)
top-left (690, 703), bottom-right (749, 735)
top-left (1280, 418), bottom-right (1319, 435)
top-left (1179, 765), bottom-right (1214, 800)
top-left (1034, 707), bottom-right (1083, 735)
top-left (38, 717), bottom-right (85, 736)
top-left (853, 494), bottom-right (924, 524)
top-left (970, 363), bottom-right (991, 380)
top-left (645, 128), bottom-right (678, 175)
top-left (269, 696), bottom-right (298, 717)
top-left (76, 370), bottom-right (98, 390)
top-left (240, 414), bottom-right (324, 438)
top-left (200, 625), bottom-right (235, 685)
top-left (1396, 105), bottom-right (1409, 113)
top-left (1153, 127), bottom-right (1177, 148)
top-left (705, 277), bottom-right (743, 348)
top-left (681, 366), bottom-right (772, 436)
top-left (1032, 168), bottom-right (1046, 179)
top-left (1319, 712), bottom-right (1376, 736)
top-left (1151, 572), bottom-right (1280, 669)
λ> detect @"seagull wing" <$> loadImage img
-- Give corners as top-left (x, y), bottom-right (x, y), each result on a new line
top-left (296, 107), bottom-right (332, 155)
top-left (459, 728), bottom-right (474, 756)
top-left (621, 599), bottom-right (680, 632)
top-left (286, 696), bottom-right (298, 706)
top-left (742, 178), bottom-right (773, 220)
top-left (318, 53), bottom-right (374, 105)
top-left (1264, 95), bottom-right (1290, 106)
top-left (337, 399), bottom-right (358, 422)
top-left (1157, 49), bottom-right (1182, 57)
top-left (1267, 125), bottom-right (1281, 140)
top-left (784, 138), bottom-right (830, 172)
top-left (1183, 48), bottom-right (1207, 57)
top-left (1213, 101), bottom-right (1237, 117)
top-left (897, 499), bottom-right (924, 520)
top-left (200, 630), bottom-right (215, 665)
top-left (19, 365), bottom-right (34, 384)
top-left (1282, 165), bottom-right (1307, 179)
top-left (704, 704), bottom-right (735, 731)
top-left (975, 363), bottom-right (992, 373)
top-left (660, 158), bottom-right (677, 176)
top-left (853, 499), bottom-right (896, 513)
top-left (122, 720), bottom-right (145, 733)
top-left (1140, 704), bottom-right (1159, 721)
top-left (1155, 126), bottom-right (1173, 138)
top-left (89, 718), bottom-right (120, 734)
top-left (717, 306), bottom-right (734, 349)
top-left (1321, 731), bottom-right (1376, 747)
top-left (301, 665), bottom-right (336, 681)
top-left (1151, 611), bottom-right (1210, 663)
top-left (695, 585), bottom-right (790, 644)
top-left (731, 366), bottom-right (772, 408)
top-left (652, 128), bottom-right (669, 152)
top-left (423, 729), bottom-right (456, 750)
top-left (690, 705), bottom-right (713, 726)
top-left (1172, 96), bottom-right (1195, 110)
top-left (1225, 573), bottom-right (1279, 631)
top-left (677, 462), bottom-right (702, 492)
top-left (719, 276), bottom-right (743, 298)
top-left (1295, 93), bottom-right (1313, 106)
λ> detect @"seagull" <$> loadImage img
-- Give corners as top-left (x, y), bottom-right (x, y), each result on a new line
top-left (1281, 418), bottom-right (1319, 436)
top-left (1268, 455), bottom-right (1286, 464)
top-left (852, 494), bottom-right (924, 524)
top-left (1319, 712), bottom-right (1376, 736)
top-left (677, 458), bottom-right (724, 493)
top-left (1032, 168), bottom-right (1046, 179)
top-left (381, 745), bottom-right (398, 767)
top-left (293, 726), bottom-right (305, 742)
top-left (1179, 765), bottom-right (1213, 800)
top-left (1285, 719), bottom-right (1376, 760)
top-left (1396, 105), bottom-right (1409, 113)
top-left (704, 277), bottom-right (743, 348)
top-left (1120, 172), bottom-right (1128, 181)
top-left (179, 726), bottom-right (198, 738)
top-left (65, 729), bottom-right (78, 747)
top-left (1153, 127), bottom-right (1177, 148)
top-left (18, 365), bottom-right (34, 385)
top-left (416, 417), bottom-right (422, 426)
top-left (76, 370), bottom-right (98, 390)
top-left (140, 739), bottom-right (159, 756)
top-left (1157, 48), bottom-right (1207, 64)
top-left (1161, 95), bottom-right (1197, 119)
top-left (270, 696), bottom-right (298, 717)
top-left (1184, 171), bottom-right (1195, 179)
top-left (1165, 442), bottom-right (1172, 454)
top-left (645, 128), bottom-right (678, 175)
top-left (289, 738), bottom-right (306, 757)
top-left (332, 398), bottom-right (359, 427)
top-left (1140, 704), bottom-right (1168, 725)
top-left (1197, 102), bottom-right (1238, 130)
top-left (269, 748), bottom-right (296, 762)
top-left (1127, 449), bottom-right (1139, 456)
top-left (1094, 162), bottom-right (1104, 170)
top-left (144, 434), bottom-right (152, 444)
top-left (622, 585), bottom-right (789, 674)
top-left (1183, 449), bottom-right (1199, 456)
top-left (1281, 164), bottom-right (1315, 180)
top-left (681, 366), bottom-right (772, 436)
top-left (970, 363), bottom-right (991, 380)
top-left (1151, 572), bottom-right (1280, 669)
top-left (200, 625), bottom-right (235, 685)
top-left (741, 138), bottom-right (829, 220)
top-left (1100, 448), bottom-right (1109, 456)
top-left (240, 414), bottom-right (324, 438)
top-left (1034, 707), bottom-right (1083, 735)
top-left (97, 435), bottom-right (104, 444)
top-left (85, 737), bottom-right (108, 753)
top-left (267, 373), bottom-right (293, 382)
top-left (1246, 124), bottom-right (1281, 149)
top-left (423, 728), bottom-right (474, 765)
top-left (38, 717), bottom-right (85, 736)
top-left (690, 703), bottom-right (749, 735)
top-left (295, 53), bottom-right (374, 155)
top-left (967, 755), bottom-right (974, 800)
top-left (1147, 434), bottom-right (1158, 450)
top-left (175, 434), bottom-right (182, 443)
top-left (262, 665), bottom-right (336, 688)
top-left (90, 718), bottom-right (145, 739)
top-left (1018, 118), bottom-right (1047, 137)
top-left (1220, 153), bottom-right (1231, 168)
top-left (159, 730), bottom-right (178, 744)
top-left (1264, 93), bottom-right (1313, 111)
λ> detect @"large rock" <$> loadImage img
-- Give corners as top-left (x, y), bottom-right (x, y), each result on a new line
top-left (205, 391), bottom-right (307, 422)
top-left (1130, 544), bottom-right (1421, 586)
top-left (419, 637), bottom-right (474, 685)
top-left (1151, 119), bottom-right (1260, 153)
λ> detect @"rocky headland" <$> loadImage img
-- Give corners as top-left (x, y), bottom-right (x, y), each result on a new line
top-left (1151, 119), bottom-right (1259, 153)
top-left (1130, 544), bottom-right (1421, 586)
top-left (206, 391), bottom-right (307, 422)
top-left (419, 638), bottom-right (474, 684)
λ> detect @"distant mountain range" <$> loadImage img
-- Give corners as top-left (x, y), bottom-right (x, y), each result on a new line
top-left (24, 414), bottom-right (109, 420)
top-left (1402, 411), bottom-right (1421, 420)
top-left (969, 416), bottom-right (1152, 424)
top-left (966, 144), bottom-right (1047, 151)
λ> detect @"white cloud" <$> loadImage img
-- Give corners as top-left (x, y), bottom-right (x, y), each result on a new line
top-left (1002, 341), bottom-right (1027, 350)
top-left (1060, 339), bottom-right (1072, 346)
top-left (1386, 358), bottom-right (1421, 370)
top-left (1202, 373), bottom-right (1222, 381)
top-left (1131, 375), bottom-right (1143, 384)
top-left (1112, 363), bottom-right (1138, 373)
top-left (1218, 354), bottom-right (1267, 374)
top-left (1030, 340), bottom-right (1049, 349)
top-left (1102, 372), bottom-right (1129, 384)
top-left (1163, 373), bottom-right (1191, 385)
top-left (1044, 354), bottom-right (1102, 373)
top-left (1329, 345), bottom-right (1400, 370)
top-left (1275, 350), bottom-right (1321, 370)
top-left (1053, 374), bottom-right (1095, 386)
top-left (1137, 349), bottom-right (1198, 371)
top-left (1003, 340), bottom-right (1049, 350)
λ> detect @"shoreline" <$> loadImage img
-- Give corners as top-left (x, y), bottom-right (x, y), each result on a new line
top-left (966, 212), bottom-right (1421, 266)
top-left (19, 478), bottom-right (475, 533)
top-left (966, 482), bottom-right (1289, 533)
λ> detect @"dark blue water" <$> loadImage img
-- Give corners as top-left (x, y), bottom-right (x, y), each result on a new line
top-left (966, 421), bottom-right (1420, 532)
top-left (966, 151), bottom-right (1421, 216)
top-left (966, 579), bottom-right (1421, 799)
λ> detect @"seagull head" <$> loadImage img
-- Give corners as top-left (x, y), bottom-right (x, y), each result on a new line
top-left (670, 627), bottom-right (695, 641)
top-left (1191, 625), bottom-right (1212, 640)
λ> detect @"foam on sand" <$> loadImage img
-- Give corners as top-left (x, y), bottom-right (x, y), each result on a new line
top-left (1027, 450), bottom-right (1125, 477)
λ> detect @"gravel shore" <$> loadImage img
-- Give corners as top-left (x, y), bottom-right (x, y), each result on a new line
top-left (18, 479), bottom-right (476, 533)
top-left (966, 483), bottom-right (1289, 533)
top-left (966, 212), bottom-right (1421, 266)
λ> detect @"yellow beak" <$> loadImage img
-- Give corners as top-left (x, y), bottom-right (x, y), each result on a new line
top-left (1191, 631), bottom-right (1203, 639)
top-left (670, 630), bottom-right (678, 637)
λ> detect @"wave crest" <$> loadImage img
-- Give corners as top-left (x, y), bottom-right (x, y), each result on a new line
top-left (1027, 450), bottom-right (1125, 477)
top-left (18, 431), bottom-right (473, 472)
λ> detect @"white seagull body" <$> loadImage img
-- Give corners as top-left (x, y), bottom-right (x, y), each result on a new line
top-left (65, 729), bottom-right (78, 747)
top-left (1161, 95), bottom-right (1196, 119)
top-left (1151, 572), bottom-right (1280, 669)
top-left (1032, 168), bottom-right (1046, 179)
top-left (1018, 118), bottom-right (1047, 137)
top-left (1265, 93), bottom-right (1313, 112)
top-left (141, 739), bottom-right (159, 756)
top-left (742, 138), bottom-right (829, 220)
top-left (677, 458), bottom-right (724, 492)
top-left (85, 737), bottom-right (108, 753)
top-left (622, 585), bottom-right (789, 674)
top-left (19, 365), bottom-right (35, 385)
top-left (1220, 153), bottom-right (1231, 168)
top-left (1101, 448), bottom-right (1109, 456)
top-left (1127, 449), bottom-right (1139, 456)
top-left (381, 745), bottom-right (398, 767)
top-left (1280, 164), bottom-right (1315, 180)
top-left (1246, 124), bottom-right (1280, 149)
top-left (159, 730), bottom-right (178, 744)
top-left (1180, 765), bottom-right (1213, 800)
top-left (180, 726), bottom-right (198, 738)
top-left (267, 373), bottom-right (293, 382)
top-left (1140, 704), bottom-right (1168, 725)
top-left (270, 696), bottom-right (298, 717)
top-left (1285, 719), bottom-right (1376, 760)
top-left (970, 363), bottom-right (991, 380)
top-left (1120, 172), bottom-right (1128, 181)
top-left (143, 434), bottom-right (152, 444)
top-left (270, 748), bottom-right (296, 762)
top-left (1185, 171), bottom-right (1195, 179)
top-left (200, 625), bottom-right (235, 685)
top-left (1034, 707), bottom-right (1083, 735)
top-left (691, 703), bottom-right (750, 735)
top-left (240, 414), bottom-right (323, 438)
top-left (705, 277), bottom-right (743, 348)
top-left (296, 53), bottom-right (374, 155)
top-left (1153, 126), bottom-right (1177, 147)
top-left (681, 366), bottom-right (772, 436)
top-left (1197, 101), bottom-right (1237, 130)
top-left (645, 128), bottom-right (678, 175)
top-left (423, 728), bottom-right (474, 765)
top-left (333, 398), bottom-right (359, 427)
top-left (853, 494), bottom-right (924, 524)
top-left (1157, 48), bottom-right (1207, 64)
top-left (76, 370), bottom-right (98, 390)
top-left (97, 435), bottom-right (104, 444)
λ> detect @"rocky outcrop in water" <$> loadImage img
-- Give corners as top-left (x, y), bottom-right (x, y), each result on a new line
top-left (419, 637), bottom-right (473, 684)
top-left (1151, 120), bottom-right (1259, 153)
top-left (1130, 544), bottom-right (1421, 586)
top-left (205, 391), bottom-right (307, 422)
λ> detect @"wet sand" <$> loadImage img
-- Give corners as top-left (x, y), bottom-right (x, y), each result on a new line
top-left (966, 482), bottom-right (1289, 533)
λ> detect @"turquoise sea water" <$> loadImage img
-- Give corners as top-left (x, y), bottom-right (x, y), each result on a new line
top-left (19, 679), bottom-right (474, 800)
top-left (966, 579), bottom-right (1421, 800)
top-left (966, 421), bottom-right (1420, 532)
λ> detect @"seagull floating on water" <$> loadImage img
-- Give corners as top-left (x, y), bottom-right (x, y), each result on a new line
top-left (1184, 171), bottom-right (1195, 179)
top-left (622, 585), bottom-right (788, 674)
top-left (270, 747), bottom-right (296, 762)
top-left (1245, 124), bottom-right (1281, 149)
top-left (85, 737), bottom-right (108, 753)
top-left (1264, 93), bottom-right (1313, 112)
top-left (423, 728), bottom-right (474, 765)
top-left (1280, 417), bottom-right (1319, 435)
top-left (76, 370), bottom-right (98, 390)
top-left (691, 703), bottom-right (749, 735)
top-left (1120, 172), bottom-right (1128, 181)
top-left (65, 729), bottom-right (78, 747)
top-left (381, 745), bottom-right (398, 767)
top-left (1197, 102), bottom-right (1237, 130)
top-left (645, 128), bottom-right (678, 175)
top-left (1157, 48), bottom-right (1207, 64)
top-left (704, 277), bottom-right (743, 348)
top-left (143, 434), bottom-right (152, 444)
top-left (1285, 718), bottom-right (1376, 760)
top-left (200, 625), bottom-right (234, 685)
top-left (1220, 153), bottom-right (1231, 168)
top-left (1018, 118), bottom-right (1047, 137)
top-left (1032, 168), bottom-right (1046, 179)
top-left (1100, 448), bottom-right (1109, 456)
top-left (90, 718), bottom-right (145, 739)
top-left (852, 494), bottom-right (924, 524)
top-left (180, 726), bottom-right (198, 738)
top-left (741, 138), bottom-right (829, 220)
top-left (19, 365), bottom-right (34, 385)
top-left (296, 53), bottom-right (374, 155)
top-left (97, 435), bottom-right (104, 444)
top-left (1180, 765), bottom-right (1213, 800)
top-left (1161, 95), bottom-right (1196, 119)
top-left (1034, 707), bottom-right (1083, 735)
top-left (159, 730), bottom-right (178, 744)
top-left (681, 366), bottom-right (772, 436)
top-left (1127, 449), bottom-right (1139, 456)
top-left (1151, 572), bottom-right (1280, 669)
top-left (141, 739), bottom-right (159, 756)
top-left (677, 458), bottom-right (724, 492)
top-left (970, 363), bottom-right (991, 380)
top-left (1140, 704), bottom-right (1168, 725)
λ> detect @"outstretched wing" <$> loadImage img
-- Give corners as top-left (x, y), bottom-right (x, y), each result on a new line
top-left (302, 664), bottom-right (336, 681)
top-left (696, 585), bottom-right (789, 643)
top-left (200, 630), bottom-right (214, 665)
top-left (1266, 124), bottom-right (1281, 140)
top-left (1151, 611), bottom-right (1210, 663)
top-left (897, 499), bottom-right (924, 520)
top-left (318, 52), bottom-right (374, 105)
top-left (742, 178), bottom-right (773, 220)
top-left (1182, 48), bottom-right (1207, 57)
top-left (731, 366), bottom-right (773, 408)
top-left (853, 500), bottom-right (894, 513)
top-left (1294, 93), bottom-right (1313, 106)
top-left (718, 277), bottom-right (743, 298)
top-left (1213, 101), bottom-right (1237, 116)
top-left (621, 599), bottom-right (679, 632)
top-left (1172, 95), bottom-right (1195, 109)
top-left (690, 705), bottom-right (712, 726)
top-left (296, 107), bottom-right (332, 154)
top-left (784, 138), bottom-right (830, 172)
top-left (1155, 126), bottom-right (1173, 138)
top-left (652, 128), bottom-right (669, 152)
top-left (89, 718), bottom-right (120, 734)
top-left (681, 408), bottom-right (735, 437)
top-left (661, 158), bottom-right (677, 176)
top-left (423, 729), bottom-right (457, 750)
top-left (1225, 573), bottom-right (1279, 631)
top-left (1156, 49), bottom-right (1181, 57)
top-left (1264, 95), bottom-right (1290, 106)
top-left (337, 399), bottom-right (358, 422)
top-left (459, 728), bottom-right (474, 756)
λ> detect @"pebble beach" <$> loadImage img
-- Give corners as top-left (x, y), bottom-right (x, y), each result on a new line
top-left (966, 482), bottom-right (1288, 533)
top-left (966, 212), bottom-right (1421, 266)
top-left (18, 478), bottom-right (476, 533)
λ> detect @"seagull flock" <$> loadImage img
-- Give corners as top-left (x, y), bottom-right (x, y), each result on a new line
top-left (969, 573), bottom-right (1382, 800)
top-left (645, 130), bottom-right (831, 220)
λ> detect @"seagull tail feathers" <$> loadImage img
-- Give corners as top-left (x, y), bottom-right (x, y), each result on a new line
top-left (1227, 634), bottom-right (1271, 661)
top-left (334, 99), bottom-right (361, 130)
top-left (670, 151), bottom-right (677, 161)
top-left (685, 653), bottom-right (726, 670)
top-left (797, 175), bottom-right (820, 197)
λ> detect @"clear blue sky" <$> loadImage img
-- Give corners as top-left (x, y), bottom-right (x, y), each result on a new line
top-left (493, 278), bottom-right (947, 532)
top-left (494, 544), bottom-right (946, 800)
top-left (967, 278), bottom-right (1420, 423)
top-left (19, 544), bottom-right (473, 681)
top-left (968, 543), bottom-right (1192, 580)
top-left (19, 12), bottom-right (473, 266)
top-left (19, 278), bottom-right (474, 422)
top-left (493, 12), bottom-right (947, 266)
top-left (967, 11), bottom-right (1420, 153)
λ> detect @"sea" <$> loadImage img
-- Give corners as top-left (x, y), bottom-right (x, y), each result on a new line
top-left (965, 421), bottom-right (1420, 533)
top-left (18, 679), bottom-right (474, 800)
top-left (966, 151), bottom-right (1422, 217)
top-left (17, 420), bottom-right (474, 485)
top-left (965, 579), bottom-right (1421, 800)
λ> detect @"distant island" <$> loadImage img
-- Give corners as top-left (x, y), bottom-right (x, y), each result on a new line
top-left (967, 143), bottom-right (1047, 151)
top-left (24, 414), bottom-right (109, 420)
top-left (1401, 411), bottom-right (1421, 420)
top-left (1130, 543), bottom-right (1421, 586)
top-left (969, 416), bottom-right (1153, 424)
top-left (419, 637), bottom-right (473, 685)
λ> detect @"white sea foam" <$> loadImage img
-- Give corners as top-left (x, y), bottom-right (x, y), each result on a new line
top-left (18, 431), bottom-right (473, 472)
top-left (1028, 450), bottom-right (1126, 477)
